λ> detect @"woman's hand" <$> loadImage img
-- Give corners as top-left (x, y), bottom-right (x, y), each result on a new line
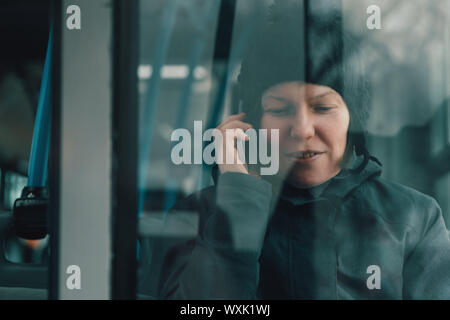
top-left (214, 113), bottom-right (254, 176)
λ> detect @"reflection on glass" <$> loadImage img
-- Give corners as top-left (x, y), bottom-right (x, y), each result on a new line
top-left (137, 0), bottom-right (450, 300)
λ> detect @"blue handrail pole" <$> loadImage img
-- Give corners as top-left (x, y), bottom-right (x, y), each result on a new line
top-left (138, 0), bottom-right (179, 216)
top-left (163, 0), bottom-right (220, 214)
top-left (27, 25), bottom-right (53, 187)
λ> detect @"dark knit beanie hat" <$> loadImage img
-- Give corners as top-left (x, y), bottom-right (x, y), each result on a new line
top-left (236, 0), bottom-right (379, 171)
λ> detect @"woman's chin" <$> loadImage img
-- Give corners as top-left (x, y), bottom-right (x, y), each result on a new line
top-left (287, 171), bottom-right (331, 188)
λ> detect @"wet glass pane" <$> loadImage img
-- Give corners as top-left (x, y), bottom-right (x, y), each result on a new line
top-left (138, 0), bottom-right (450, 300)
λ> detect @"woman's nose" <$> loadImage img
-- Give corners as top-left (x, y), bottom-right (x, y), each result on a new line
top-left (289, 108), bottom-right (315, 141)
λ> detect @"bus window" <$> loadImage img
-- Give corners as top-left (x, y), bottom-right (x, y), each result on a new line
top-left (137, 0), bottom-right (450, 300)
top-left (0, 0), bottom-right (50, 299)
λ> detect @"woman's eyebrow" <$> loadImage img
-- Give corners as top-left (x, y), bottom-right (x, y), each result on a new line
top-left (263, 95), bottom-right (291, 103)
top-left (309, 91), bottom-right (335, 101)
top-left (263, 92), bottom-right (340, 106)
top-left (265, 92), bottom-right (336, 102)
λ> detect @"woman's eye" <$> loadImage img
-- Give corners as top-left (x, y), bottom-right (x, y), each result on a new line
top-left (266, 107), bottom-right (293, 116)
top-left (313, 105), bottom-right (333, 112)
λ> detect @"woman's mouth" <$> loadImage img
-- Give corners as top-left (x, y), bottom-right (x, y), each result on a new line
top-left (286, 151), bottom-right (324, 162)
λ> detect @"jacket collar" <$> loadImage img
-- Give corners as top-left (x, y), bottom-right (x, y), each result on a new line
top-left (211, 148), bottom-right (383, 201)
top-left (281, 150), bottom-right (383, 205)
top-left (323, 155), bottom-right (382, 198)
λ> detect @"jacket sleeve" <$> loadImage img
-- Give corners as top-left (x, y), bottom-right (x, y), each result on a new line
top-left (403, 197), bottom-right (450, 299)
top-left (156, 172), bottom-right (273, 299)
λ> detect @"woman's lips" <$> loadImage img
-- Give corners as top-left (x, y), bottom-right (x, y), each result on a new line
top-left (285, 151), bottom-right (325, 163)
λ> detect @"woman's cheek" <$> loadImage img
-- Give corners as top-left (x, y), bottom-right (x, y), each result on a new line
top-left (336, 115), bottom-right (350, 159)
top-left (261, 116), bottom-right (287, 139)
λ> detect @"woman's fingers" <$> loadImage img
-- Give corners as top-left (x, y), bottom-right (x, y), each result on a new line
top-left (214, 124), bottom-right (251, 148)
top-left (217, 112), bottom-right (247, 129)
top-left (214, 114), bottom-right (253, 175)
top-left (218, 120), bottom-right (252, 132)
top-left (234, 128), bottom-right (249, 141)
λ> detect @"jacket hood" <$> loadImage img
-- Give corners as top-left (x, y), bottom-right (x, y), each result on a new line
top-left (322, 152), bottom-right (382, 199)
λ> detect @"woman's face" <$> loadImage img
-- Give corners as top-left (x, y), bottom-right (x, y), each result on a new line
top-left (260, 81), bottom-right (350, 188)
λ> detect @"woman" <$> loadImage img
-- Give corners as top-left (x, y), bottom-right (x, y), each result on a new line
top-left (155, 1), bottom-right (450, 299)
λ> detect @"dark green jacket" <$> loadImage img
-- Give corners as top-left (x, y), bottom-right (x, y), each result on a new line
top-left (156, 156), bottom-right (450, 299)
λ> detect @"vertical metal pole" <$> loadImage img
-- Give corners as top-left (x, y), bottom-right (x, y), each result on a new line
top-left (205, 0), bottom-right (237, 129)
top-left (52, 0), bottom-right (113, 299)
top-left (0, 169), bottom-right (4, 208)
top-left (112, 0), bottom-right (138, 300)
top-left (202, 0), bottom-right (237, 188)
top-left (49, 0), bottom-right (61, 300)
